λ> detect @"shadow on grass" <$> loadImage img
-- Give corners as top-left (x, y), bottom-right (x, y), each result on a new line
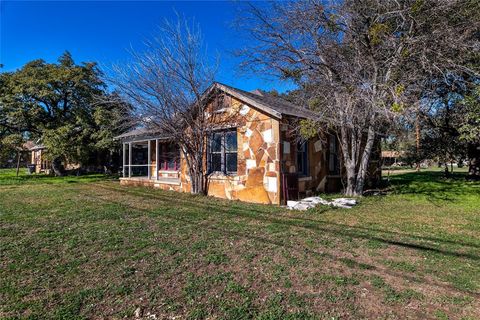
top-left (0, 169), bottom-right (118, 186)
top-left (91, 183), bottom-right (480, 260)
top-left (81, 183), bottom-right (480, 296)
top-left (388, 171), bottom-right (480, 205)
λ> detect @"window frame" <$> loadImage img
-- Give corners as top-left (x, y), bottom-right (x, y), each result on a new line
top-left (328, 134), bottom-right (340, 175)
top-left (161, 142), bottom-right (179, 171)
top-left (208, 129), bottom-right (238, 175)
top-left (296, 141), bottom-right (309, 177)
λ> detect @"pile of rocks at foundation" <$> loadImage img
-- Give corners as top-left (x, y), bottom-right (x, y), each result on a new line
top-left (286, 196), bottom-right (357, 211)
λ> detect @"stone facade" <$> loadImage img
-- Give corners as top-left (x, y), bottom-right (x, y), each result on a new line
top-left (118, 87), bottom-right (371, 204)
top-left (178, 96), bottom-right (282, 204)
top-left (210, 98), bottom-right (280, 204)
top-left (280, 120), bottom-right (343, 194)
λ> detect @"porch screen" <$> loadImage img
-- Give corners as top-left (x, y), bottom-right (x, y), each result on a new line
top-left (159, 142), bottom-right (179, 171)
top-left (209, 129), bottom-right (237, 174)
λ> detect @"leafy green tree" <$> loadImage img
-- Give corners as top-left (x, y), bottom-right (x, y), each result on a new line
top-left (0, 52), bottom-right (126, 175)
top-left (459, 85), bottom-right (480, 179)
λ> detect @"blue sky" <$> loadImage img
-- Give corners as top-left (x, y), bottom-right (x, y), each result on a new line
top-left (0, 1), bottom-right (294, 92)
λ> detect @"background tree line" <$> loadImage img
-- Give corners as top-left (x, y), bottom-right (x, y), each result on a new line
top-left (0, 52), bottom-right (128, 175)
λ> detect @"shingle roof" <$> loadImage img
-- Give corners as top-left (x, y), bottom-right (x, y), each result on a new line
top-left (114, 127), bottom-right (170, 142)
top-left (213, 82), bottom-right (317, 120)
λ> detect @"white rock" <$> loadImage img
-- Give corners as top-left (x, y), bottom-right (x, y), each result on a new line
top-left (134, 307), bottom-right (142, 318)
top-left (240, 104), bottom-right (250, 115)
top-left (287, 200), bottom-right (299, 207)
top-left (293, 203), bottom-right (314, 211)
top-left (286, 196), bottom-right (357, 210)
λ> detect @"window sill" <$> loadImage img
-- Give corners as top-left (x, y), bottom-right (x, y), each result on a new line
top-left (327, 174), bottom-right (341, 178)
top-left (298, 176), bottom-right (312, 181)
top-left (208, 172), bottom-right (240, 180)
top-left (213, 108), bottom-right (230, 114)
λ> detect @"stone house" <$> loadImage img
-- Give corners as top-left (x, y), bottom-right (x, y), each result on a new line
top-left (116, 82), bottom-right (380, 205)
top-left (29, 144), bottom-right (50, 174)
top-left (28, 143), bottom-right (80, 174)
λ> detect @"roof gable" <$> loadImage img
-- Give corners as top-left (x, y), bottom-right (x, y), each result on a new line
top-left (204, 82), bottom-right (317, 120)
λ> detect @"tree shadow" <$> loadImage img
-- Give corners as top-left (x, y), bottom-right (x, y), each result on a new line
top-left (81, 185), bottom-right (480, 297)
top-left (389, 171), bottom-right (480, 202)
top-left (92, 183), bottom-right (480, 256)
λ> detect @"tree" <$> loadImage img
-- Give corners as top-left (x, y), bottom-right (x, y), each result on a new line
top-left (0, 134), bottom-right (26, 176)
top-left (238, 0), bottom-right (479, 195)
top-left (0, 52), bottom-right (126, 174)
top-left (108, 17), bottom-right (227, 194)
top-left (459, 85), bottom-right (480, 179)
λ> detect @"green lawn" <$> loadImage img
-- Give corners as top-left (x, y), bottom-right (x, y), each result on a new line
top-left (1, 169), bottom-right (479, 319)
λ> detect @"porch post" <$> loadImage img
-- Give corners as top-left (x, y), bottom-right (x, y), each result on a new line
top-left (122, 143), bottom-right (126, 178)
top-left (128, 142), bottom-right (132, 178)
top-left (156, 139), bottom-right (159, 181)
top-left (147, 140), bottom-right (151, 179)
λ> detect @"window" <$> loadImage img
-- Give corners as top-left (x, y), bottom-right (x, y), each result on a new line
top-left (160, 142), bottom-right (179, 171)
top-left (297, 141), bottom-right (309, 176)
top-left (328, 134), bottom-right (340, 175)
top-left (209, 129), bottom-right (237, 174)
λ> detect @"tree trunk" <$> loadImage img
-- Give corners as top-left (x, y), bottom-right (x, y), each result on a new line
top-left (186, 151), bottom-right (205, 195)
top-left (339, 126), bottom-right (357, 197)
top-left (415, 112), bottom-right (421, 172)
top-left (339, 125), bottom-right (376, 197)
top-left (51, 157), bottom-right (64, 176)
top-left (444, 162), bottom-right (450, 178)
top-left (189, 169), bottom-right (204, 194)
top-left (344, 162), bottom-right (356, 196)
top-left (354, 125), bottom-right (376, 196)
top-left (467, 143), bottom-right (480, 180)
top-left (16, 151), bottom-right (21, 177)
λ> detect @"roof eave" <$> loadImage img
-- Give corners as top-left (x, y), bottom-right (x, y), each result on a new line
top-left (214, 83), bottom-right (283, 120)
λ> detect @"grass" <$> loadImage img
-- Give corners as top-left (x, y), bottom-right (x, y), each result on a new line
top-left (0, 168), bottom-right (114, 185)
top-left (0, 168), bottom-right (479, 319)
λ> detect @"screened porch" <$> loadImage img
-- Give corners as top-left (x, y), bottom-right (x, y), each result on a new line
top-left (121, 138), bottom-right (181, 184)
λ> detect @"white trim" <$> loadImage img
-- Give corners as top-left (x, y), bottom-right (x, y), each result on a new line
top-left (122, 143), bottom-right (126, 178)
top-left (298, 176), bottom-right (312, 182)
top-left (156, 139), bottom-right (159, 181)
top-left (128, 142), bottom-right (132, 178)
top-left (147, 140), bottom-right (151, 179)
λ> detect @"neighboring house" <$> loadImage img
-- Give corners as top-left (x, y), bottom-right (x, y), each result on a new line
top-left (381, 150), bottom-right (405, 167)
top-left (28, 143), bottom-right (79, 174)
top-left (116, 82), bottom-right (381, 205)
top-left (29, 144), bottom-right (50, 174)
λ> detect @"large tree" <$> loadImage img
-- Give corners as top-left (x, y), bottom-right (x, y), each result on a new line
top-left (0, 52), bottom-right (126, 174)
top-left (239, 0), bottom-right (479, 195)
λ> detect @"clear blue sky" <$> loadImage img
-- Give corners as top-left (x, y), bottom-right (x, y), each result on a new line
top-left (0, 1), bottom-right (294, 92)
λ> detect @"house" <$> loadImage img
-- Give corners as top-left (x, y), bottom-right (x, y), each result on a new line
top-left (28, 143), bottom-right (80, 174)
top-left (116, 82), bottom-right (380, 205)
top-left (381, 150), bottom-right (405, 167)
top-left (29, 144), bottom-right (50, 174)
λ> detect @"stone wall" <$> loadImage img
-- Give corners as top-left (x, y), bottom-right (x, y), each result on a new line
top-left (180, 95), bottom-right (281, 204)
top-left (280, 120), bottom-right (343, 196)
top-left (119, 94), bottom-right (369, 203)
